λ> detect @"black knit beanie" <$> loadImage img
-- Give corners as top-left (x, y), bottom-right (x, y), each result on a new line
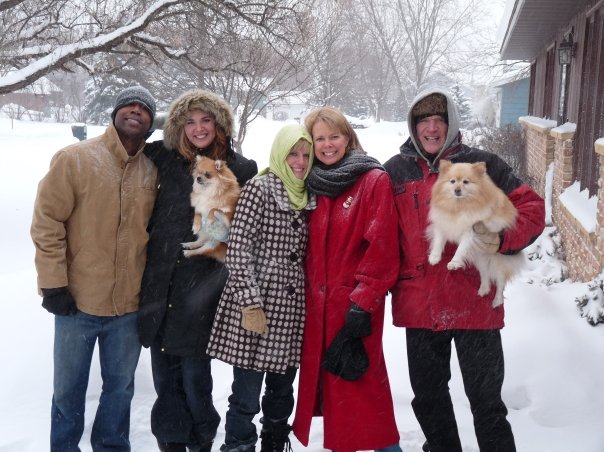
top-left (111, 86), bottom-right (156, 127)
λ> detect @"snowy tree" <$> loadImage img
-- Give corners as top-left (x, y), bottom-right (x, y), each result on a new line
top-left (357, 0), bottom-right (492, 103)
top-left (450, 84), bottom-right (472, 127)
top-left (0, 0), bottom-right (307, 95)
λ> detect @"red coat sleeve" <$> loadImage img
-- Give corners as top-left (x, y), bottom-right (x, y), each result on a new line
top-left (500, 184), bottom-right (545, 254)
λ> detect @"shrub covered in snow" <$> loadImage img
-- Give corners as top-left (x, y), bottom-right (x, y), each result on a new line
top-left (575, 278), bottom-right (604, 326)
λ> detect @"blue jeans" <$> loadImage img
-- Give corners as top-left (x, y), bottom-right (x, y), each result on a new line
top-left (222, 366), bottom-right (297, 451)
top-left (150, 339), bottom-right (220, 449)
top-left (376, 445), bottom-right (403, 452)
top-left (51, 311), bottom-right (141, 452)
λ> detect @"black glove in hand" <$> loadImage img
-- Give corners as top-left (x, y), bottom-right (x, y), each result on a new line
top-left (41, 287), bottom-right (78, 316)
top-left (344, 303), bottom-right (372, 337)
top-left (322, 329), bottom-right (369, 381)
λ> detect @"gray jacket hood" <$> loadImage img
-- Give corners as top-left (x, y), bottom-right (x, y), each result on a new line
top-left (407, 88), bottom-right (460, 164)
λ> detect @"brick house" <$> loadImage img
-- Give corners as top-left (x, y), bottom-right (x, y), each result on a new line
top-left (500, 0), bottom-right (604, 281)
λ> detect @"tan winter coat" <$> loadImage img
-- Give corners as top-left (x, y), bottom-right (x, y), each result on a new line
top-left (31, 125), bottom-right (158, 316)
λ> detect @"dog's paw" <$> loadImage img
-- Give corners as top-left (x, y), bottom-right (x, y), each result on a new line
top-left (478, 283), bottom-right (491, 297)
top-left (491, 295), bottom-right (504, 308)
top-left (182, 249), bottom-right (193, 258)
top-left (447, 260), bottom-right (464, 270)
top-left (428, 253), bottom-right (442, 265)
top-left (182, 241), bottom-right (196, 250)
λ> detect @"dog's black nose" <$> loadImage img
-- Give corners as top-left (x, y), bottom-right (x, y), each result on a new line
top-left (196, 176), bottom-right (203, 183)
top-left (454, 188), bottom-right (462, 196)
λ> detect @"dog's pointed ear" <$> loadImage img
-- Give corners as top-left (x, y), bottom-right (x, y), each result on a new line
top-left (215, 160), bottom-right (224, 171)
top-left (438, 159), bottom-right (451, 171)
top-left (473, 161), bottom-right (487, 175)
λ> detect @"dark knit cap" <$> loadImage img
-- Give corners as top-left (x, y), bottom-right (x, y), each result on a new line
top-left (412, 93), bottom-right (448, 124)
top-left (111, 86), bottom-right (156, 126)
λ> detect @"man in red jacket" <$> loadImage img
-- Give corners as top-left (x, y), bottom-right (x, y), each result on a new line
top-left (384, 89), bottom-right (545, 452)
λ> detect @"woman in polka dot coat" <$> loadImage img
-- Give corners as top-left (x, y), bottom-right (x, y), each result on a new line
top-left (207, 124), bottom-right (315, 452)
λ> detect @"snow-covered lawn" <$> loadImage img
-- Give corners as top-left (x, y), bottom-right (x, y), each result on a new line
top-left (1, 117), bottom-right (603, 451)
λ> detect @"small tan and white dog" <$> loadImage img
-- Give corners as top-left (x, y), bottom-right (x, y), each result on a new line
top-left (427, 160), bottom-right (524, 307)
top-left (182, 155), bottom-right (240, 262)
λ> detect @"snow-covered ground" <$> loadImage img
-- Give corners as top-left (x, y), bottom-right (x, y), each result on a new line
top-left (1, 116), bottom-right (603, 452)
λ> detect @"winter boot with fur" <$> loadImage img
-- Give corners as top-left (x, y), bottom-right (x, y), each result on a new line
top-left (259, 424), bottom-right (293, 452)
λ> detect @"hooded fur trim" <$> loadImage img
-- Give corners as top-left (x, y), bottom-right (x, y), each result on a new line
top-left (163, 89), bottom-right (235, 151)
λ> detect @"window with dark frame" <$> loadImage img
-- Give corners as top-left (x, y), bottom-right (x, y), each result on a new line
top-left (574, 6), bottom-right (604, 197)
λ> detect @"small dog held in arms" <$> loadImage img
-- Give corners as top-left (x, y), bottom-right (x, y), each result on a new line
top-left (182, 155), bottom-right (240, 262)
top-left (427, 159), bottom-right (524, 307)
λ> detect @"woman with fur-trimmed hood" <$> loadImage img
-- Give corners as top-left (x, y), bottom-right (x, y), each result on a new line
top-left (138, 89), bottom-right (258, 452)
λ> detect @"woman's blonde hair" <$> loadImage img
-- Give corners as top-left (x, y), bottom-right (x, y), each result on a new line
top-left (304, 106), bottom-right (365, 154)
top-left (290, 138), bottom-right (312, 155)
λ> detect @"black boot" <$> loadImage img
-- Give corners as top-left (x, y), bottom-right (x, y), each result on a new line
top-left (422, 440), bottom-right (431, 452)
top-left (157, 440), bottom-right (187, 452)
top-left (260, 424), bottom-right (292, 452)
top-left (197, 441), bottom-right (214, 452)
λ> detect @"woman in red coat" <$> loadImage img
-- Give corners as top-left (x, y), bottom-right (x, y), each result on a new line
top-left (292, 107), bottom-right (402, 452)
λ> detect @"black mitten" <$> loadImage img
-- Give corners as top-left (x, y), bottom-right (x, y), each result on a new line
top-left (322, 328), bottom-right (369, 381)
top-left (41, 287), bottom-right (78, 316)
top-left (344, 303), bottom-right (372, 337)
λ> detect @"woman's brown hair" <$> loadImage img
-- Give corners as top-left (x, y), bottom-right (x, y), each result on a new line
top-left (176, 111), bottom-right (230, 162)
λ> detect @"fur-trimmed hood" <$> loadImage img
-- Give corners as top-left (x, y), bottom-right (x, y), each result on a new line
top-left (163, 89), bottom-right (235, 151)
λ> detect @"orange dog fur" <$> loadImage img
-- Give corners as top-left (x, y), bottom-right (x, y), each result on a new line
top-left (427, 160), bottom-right (524, 307)
top-left (182, 156), bottom-right (240, 262)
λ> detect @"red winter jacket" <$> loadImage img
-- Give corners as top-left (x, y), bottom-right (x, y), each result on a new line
top-left (383, 141), bottom-right (545, 330)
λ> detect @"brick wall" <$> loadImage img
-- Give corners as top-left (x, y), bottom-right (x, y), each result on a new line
top-left (521, 118), bottom-right (555, 197)
top-left (521, 116), bottom-right (603, 281)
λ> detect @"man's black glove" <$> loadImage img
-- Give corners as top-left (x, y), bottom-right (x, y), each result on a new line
top-left (343, 303), bottom-right (372, 337)
top-left (41, 287), bottom-right (78, 316)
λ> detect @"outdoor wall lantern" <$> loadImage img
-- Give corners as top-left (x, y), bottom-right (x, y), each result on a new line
top-left (558, 33), bottom-right (576, 65)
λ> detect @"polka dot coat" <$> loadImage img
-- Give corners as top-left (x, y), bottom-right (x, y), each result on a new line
top-left (207, 172), bottom-right (316, 374)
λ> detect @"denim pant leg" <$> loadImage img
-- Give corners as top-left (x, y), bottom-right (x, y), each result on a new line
top-left (51, 312), bottom-right (98, 452)
top-left (455, 330), bottom-right (516, 452)
top-left (260, 366), bottom-right (297, 430)
top-left (180, 355), bottom-right (221, 447)
top-left (376, 444), bottom-right (403, 452)
top-left (223, 367), bottom-right (264, 450)
top-left (91, 312), bottom-right (141, 452)
top-left (406, 328), bottom-right (463, 452)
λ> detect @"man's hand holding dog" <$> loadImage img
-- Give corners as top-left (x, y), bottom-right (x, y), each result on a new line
top-left (472, 221), bottom-right (501, 254)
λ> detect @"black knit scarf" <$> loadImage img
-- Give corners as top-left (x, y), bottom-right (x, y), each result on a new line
top-left (307, 151), bottom-right (384, 197)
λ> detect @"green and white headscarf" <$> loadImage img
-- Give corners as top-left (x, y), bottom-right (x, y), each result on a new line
top-left (258, 124), bottom-right (314, 210)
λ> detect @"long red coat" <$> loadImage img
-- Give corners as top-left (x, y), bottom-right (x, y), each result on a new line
top-left (292, 169), bottom-right (400, 452)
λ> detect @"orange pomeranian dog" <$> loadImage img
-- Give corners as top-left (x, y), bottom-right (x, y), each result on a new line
top-left (427, 160), bottom-right (524, 307)
top-left (181, 156), bottom-right (240, 262)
